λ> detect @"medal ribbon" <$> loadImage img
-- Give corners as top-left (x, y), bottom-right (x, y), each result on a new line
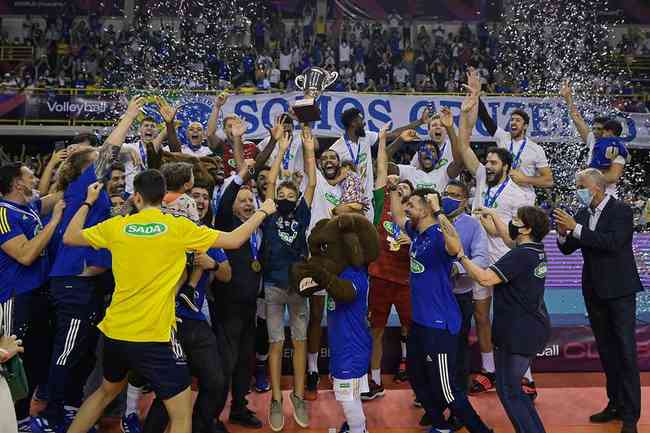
top-left (484, 177), bottom-right (509, 209)
top-left (344, 133), bottom-right (361, 167)
top-left (509, 137), bottom-right (527, 169)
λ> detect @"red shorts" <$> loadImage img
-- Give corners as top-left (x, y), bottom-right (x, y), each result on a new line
top-left (369, 277), bottom-right (412, 329)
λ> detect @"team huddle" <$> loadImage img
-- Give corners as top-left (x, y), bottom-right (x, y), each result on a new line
top-left (0, 68), bottom-right (639, 433)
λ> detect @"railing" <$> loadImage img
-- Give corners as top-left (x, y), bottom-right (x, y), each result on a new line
top-left (0, 45), bottom-right (34, 62)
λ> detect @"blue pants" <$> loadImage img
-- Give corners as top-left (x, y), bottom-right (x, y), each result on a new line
top-left (495, 349), bottom-right (546, 433)
top-left (41, 276), bottom-right (103, 426)
top-left (407, 323), bottom-right (490, 433)
top-left (1, 285), bottom-right (54, 421)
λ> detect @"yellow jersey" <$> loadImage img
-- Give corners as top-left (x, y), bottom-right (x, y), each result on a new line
top-left (82, 208), bottom-right (220, 342)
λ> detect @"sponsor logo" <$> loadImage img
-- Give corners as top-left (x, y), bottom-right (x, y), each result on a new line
top-left (358, 152), bottom-right (368, 164)
top-left (536, 344), bottom-right (559, 357)
top-left (415, 182), bottom-right (437, 190)
top-left (325, 192), bottom-right (341, 206)
top-left (124, 223), bottom-right (168, 237)
top-left (434, 158), bottom-right (449, 169)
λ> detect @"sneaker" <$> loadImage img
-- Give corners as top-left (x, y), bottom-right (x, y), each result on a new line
top-left (339, 422), bottom-right (350, 433)
top-left (469, 372), bottom-right (496, 395)
top-left (428, 428), bottom-right (451, 433)
top-left (269, 398), bottom-right (284, 432)
top-left (522, 379), bottom-right (538, 402)
top-left (121, 413), bottom-right (142, 433)
top-left (360, 380), bottom-right (385, 401)
top-left (178, 284), bottom-right (199, 312)
top-left (18, 418), bottom-right (32, 433)
top-left (229, 408), bottom-right (263, 429)
top-left (305, 372), bottom-right (319, 401)
top-left (30, 416), bottom-right (60, 433)
top-left (394, 358), bottom-right (408, 382)
top-left (254, 363), bottom-right (271, 393)
top-left (290, 392), bottom-right (309, 428)
top-left (419, 412), bottom-right (432, 426)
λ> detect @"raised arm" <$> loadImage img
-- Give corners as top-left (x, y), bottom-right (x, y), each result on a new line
top-left (384, 108), bottom-right (430, 142)
top-left (439, 107), bottom-right (464, 178)
top-left (458, 70), bottom-right (482, 175)
top-left (301, 125), bottom-right (317, 206)
top-left (385, 129), bottom-right (418, 161)
top-left (559, 80), bottom-right (590, 143)
top-left (255, 114), bottom-right (284, 171)
top-left (207, 92), bottom-right (228, 151)
top-left (375, 122), bottom-right (391, 190)
top-left (388, 176), bottom-right (407, 229)
top-left (230, 118), bottom-right (247, 171)
top-left (265, 130), bottom-right (291, 200)
top-left (38, 149), bottom-right (67, 195)
top-left (158, 98), bottom-right (181, 153)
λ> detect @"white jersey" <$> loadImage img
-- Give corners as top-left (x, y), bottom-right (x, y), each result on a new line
top-left (586, 132), bottom-right (625, 198)
top-left (307, 170), bottom-right (343, 238)
top-left (409, 138), bottom-right (454, 172)
top-left (257, 131), bottom-right (307, 191)
top-left (472, 165), bottom-right (530, 263)
top-left (176, 144), bottom-right (212, 158)
top-left (329, 130), bottom-right (378, 221)
top-left (398, 164), bottom-right (451, 192)
top-left (495, 128), bottom-right (549, 205)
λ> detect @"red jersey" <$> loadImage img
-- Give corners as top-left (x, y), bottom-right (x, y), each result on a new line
top-left (368, 187), bottom-right (411, 286)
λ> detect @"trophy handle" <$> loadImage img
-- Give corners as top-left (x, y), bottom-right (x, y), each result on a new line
top-left (295, 75), bottom-right (305, 91)
top-left (324, 71), bottom-right (339, 88)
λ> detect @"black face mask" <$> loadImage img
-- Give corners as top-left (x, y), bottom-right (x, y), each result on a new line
top-left (276, 199), bottom-right (297, 215)
top-left (508, 220), bottom-right (524, 241)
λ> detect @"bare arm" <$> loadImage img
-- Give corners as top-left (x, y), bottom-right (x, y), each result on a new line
top-left (302, 126), bottom-right (317, 206)
top-left (439, 107), bottom-right (464, 178)
top-left (38, 150), bottom-right (66, 195)
top-left (213, 205), bottom-right (275, 250)
top-left (40, 191), bottom-right (64, 215)
top-left (458, 255), bottom-right (503, 287)
top-left (158, 98), bottom-right (181, 152)
top-left (512, 166), bottom-right (554, 188)
top-left (207, 92), bottom-right (228, 151)
top-left (389, 187), bottom-right (407, 229)
top-left (63, 183), bottom-right (104, 246)
top-left (215, 260), bottom-right (232, 283)
top-left (560, 81), bottom-right (590, 143)
top-left (603, 163), bottom-right (624, 185)
top-left (2, 201), bottom-right (64, 265)
top-left (265, 132), bottom-right (289, 200)
top-left (375, 123), bottom-right (389, 190)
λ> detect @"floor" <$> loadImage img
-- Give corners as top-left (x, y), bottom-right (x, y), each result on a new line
top-left (81, 372), bottom-right (650, 433)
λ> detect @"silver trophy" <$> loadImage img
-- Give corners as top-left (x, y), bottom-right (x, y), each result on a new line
top-left (293, 67), bottom-right (338, 123)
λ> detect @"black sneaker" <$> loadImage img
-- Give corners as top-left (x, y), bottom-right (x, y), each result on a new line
top-left (339, 422), bottom-right (350, 433)
top-left (448, 414), bottom-right (464, 431)
top-left (469, 371), bottom-right (496, 395)
top-left (419, 412), bottom-right (432, 426)
top-left (229, 408), bottom-right (262, 429)
top-left (178, 284), bottom-right (199, 312)
top-left (305, 371), bottom-right (319, 401)
top-left (360, 380), bottom-right (385, 401)
top-left (522, 379), bottom-right (538, 402)
top-left (394, 358), bottom-right (408, 382)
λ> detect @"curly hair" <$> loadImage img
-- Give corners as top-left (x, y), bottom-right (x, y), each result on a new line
top-left (55, 147), bottom-right (97, 192)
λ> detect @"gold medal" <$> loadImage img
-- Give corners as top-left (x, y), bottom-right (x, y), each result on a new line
top-left (388, 236), bottom-right (401, 251)
top-left (251, 260), bottom-right (262, 273)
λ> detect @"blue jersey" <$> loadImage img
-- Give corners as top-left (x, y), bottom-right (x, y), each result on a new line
top-left (405, 221), bottom-right (460, 334)
top-left (176, 248), bottom-right (228, 321)
top-left (50, 164), bottom-right (112, 277)
top-left (0, 199), bottom-right (50, 302)
top-left (327, 266), bottom-right (372, 379)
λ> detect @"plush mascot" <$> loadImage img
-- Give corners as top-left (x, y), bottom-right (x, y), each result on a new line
top-left (290, 213), bottom-right (379, 298)
top-left (290, 213), bottom-right (380, 433)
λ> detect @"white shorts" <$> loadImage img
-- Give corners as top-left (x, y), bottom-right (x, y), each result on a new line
top-left (332, 375), bottom-right (369, 402)
top-left (256, 297), bottom-right (266, 320)
top-left (473, 284), bottom-right (493, 301)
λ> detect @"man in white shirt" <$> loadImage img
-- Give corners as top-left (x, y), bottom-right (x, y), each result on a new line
top-left (458, 74), bottom-right (535, 397)
top-left (393, 64), bottom-right (409, 89)
top-left (339, 39), bottom-right (351, 66)
top-left (477, 100), bottom-right (553, 205)
top-left (560, 81), bottom-right (626, 197)
top-left (329, 107), bottom-right (428, 222)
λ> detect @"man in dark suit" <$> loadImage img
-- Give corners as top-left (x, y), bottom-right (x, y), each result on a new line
top-left (554, 168), bottom-right (643, 433)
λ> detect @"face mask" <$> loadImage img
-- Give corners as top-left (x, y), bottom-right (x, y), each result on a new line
top-left (576, 188), bottom-right (594, 207)
top-left (508, 220), bottom-right (523, 241)
top-left (276, 199), bottom-right (297, 215)
top-left (441, 197), bottom-right (462, 216)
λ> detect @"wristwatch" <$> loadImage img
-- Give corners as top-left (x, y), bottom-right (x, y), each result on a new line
top-left (456, 253), bottom-right (467, 261)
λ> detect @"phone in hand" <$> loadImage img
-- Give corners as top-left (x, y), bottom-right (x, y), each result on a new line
top-left (54, 140), bottom-right (67, 152)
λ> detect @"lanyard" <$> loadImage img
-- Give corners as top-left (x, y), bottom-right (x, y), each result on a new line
top-left (211, 185), bottom-right (223, 215)
top-left (344, 133), bottom-right (362, 167)
top-left (138, 141), bottom-right (147, 168)
top-left (250, 231), bottom-right (259, 261)
top-left (0, 201), bottom-right (42, 229)
top-left (392, 222), bottom-right (401, 238)
top-left (509, 137), bottom-right (527, 169)
top-left (484, 177), bottom-right (509, 209)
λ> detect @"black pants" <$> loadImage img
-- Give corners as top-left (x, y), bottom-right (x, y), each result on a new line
top-left (407, 323), bottom-right (490, 433)
top-left (585, 293), bottom-right (640, 423)
top-left (211, 301), bottom-right (256, 412)
top-left (454, 292), bottom-right (473, 394)
top-left (144, 319), bottom-right (229, 433)
top-left (1, 286), bottom-right (54, 421)
top-left (495, 349), bottom-right (546, 433)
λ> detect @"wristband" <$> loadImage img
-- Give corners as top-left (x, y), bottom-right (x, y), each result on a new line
top-left (81, 202), bottom-right (93, 209)
top-left (457, 253), bottom-right (467, 261)
top-left (257, 209), bottom-right (269, 217)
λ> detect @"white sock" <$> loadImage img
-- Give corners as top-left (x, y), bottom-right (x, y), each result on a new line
top-left (481, 352), bottom-right (495, 373)
top-left (341, 399), bottom-right (366, 433)
top-left (256, 353), bottom-right (269, 362)
top-left (400, 340), bottom-right (407, 359)
top-left (125, 385), bottom-right (142, 417)
top-left (524, 367), bottom-right (533, 382)
top-left (371, 369), bottom-right (381, 385)
top-left (308, 352), bottom-right (319, 373)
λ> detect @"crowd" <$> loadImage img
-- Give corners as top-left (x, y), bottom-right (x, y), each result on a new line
top-left (0, 8), bottom-right (645, 100)
top-left (0, 65), bottom-right (644, 433)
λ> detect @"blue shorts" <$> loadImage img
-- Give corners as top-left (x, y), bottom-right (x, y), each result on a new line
top-left (102, 334), bottom-right (190, 400)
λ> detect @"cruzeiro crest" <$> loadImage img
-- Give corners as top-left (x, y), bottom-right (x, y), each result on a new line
top-left (534, 262), bottom-right (548, 279)
top-left (410, 251), bottom-right (425, 274)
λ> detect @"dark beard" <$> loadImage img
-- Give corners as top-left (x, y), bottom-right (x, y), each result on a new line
top-left (323, 167), bottom-right (340, 180)
top-left (356, 126), bottom-right (366, 137)
top-left (486, 169), bottom-right (504, 187)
